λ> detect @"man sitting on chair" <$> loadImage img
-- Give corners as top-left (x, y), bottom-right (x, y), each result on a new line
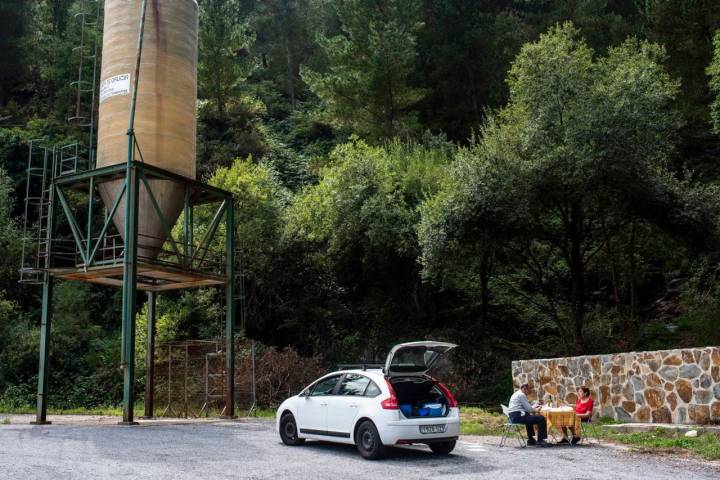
top-left (507, 383), bottom-right (548, 446)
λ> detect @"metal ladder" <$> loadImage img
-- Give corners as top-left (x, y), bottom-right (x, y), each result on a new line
top-left (69, 0), bottom-right (101, 169)
top-left (19, 142), bottom-right (53, 284)
top-left (19, 141), bottom-right (93, 283)
top-left (200, 350), bottom-right (225, 416)
top-left (57, 142), bottom-right (87, 176)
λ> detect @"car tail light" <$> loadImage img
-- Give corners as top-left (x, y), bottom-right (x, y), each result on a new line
top-left (381, 379), bottom-right (399, 409)
top-left (435, 381), bottom-right (458, 408)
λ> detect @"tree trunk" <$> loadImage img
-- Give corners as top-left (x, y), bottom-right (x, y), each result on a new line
top-left (285, 43), bottom-right (296, 110)
top-left (479, 250), bottom-right (491, 333)
top-left (568, 202), bottom-right (586, 353)
top-left (628, 219), bottom-right (638, 328)
top-left (600, 214), bottom-right (621, 308)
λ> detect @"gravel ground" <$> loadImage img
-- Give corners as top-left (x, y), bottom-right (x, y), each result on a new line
top-left (1, 417), bottom-right (718, 480)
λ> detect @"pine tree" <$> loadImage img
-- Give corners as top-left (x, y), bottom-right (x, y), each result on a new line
top-left (249, 0), bottom-right (328, 111)
top-left (301, 0), bottom-right (425, 142)
top-left (198, 0), bottom-right (256, 113)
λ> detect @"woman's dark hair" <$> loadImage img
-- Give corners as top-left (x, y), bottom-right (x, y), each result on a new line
top-left (579, 386), bottom-right (591, 397)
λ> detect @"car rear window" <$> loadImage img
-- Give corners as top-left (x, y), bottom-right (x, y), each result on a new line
top-left (337, 374), bottom-right (371, 396)
top-left (389, 347), bottom-right (441, 372)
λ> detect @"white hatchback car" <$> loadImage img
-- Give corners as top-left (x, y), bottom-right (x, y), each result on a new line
top-left (276, 341), bottom-right (460, 459)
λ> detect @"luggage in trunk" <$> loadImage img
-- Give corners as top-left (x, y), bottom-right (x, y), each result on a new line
top-left (391, 377), bottom-right (449, 418)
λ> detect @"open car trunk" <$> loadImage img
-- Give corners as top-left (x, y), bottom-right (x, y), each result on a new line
top-left (391, 377), bottom-right (450, 419)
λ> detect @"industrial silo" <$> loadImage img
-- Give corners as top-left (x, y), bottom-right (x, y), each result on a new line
top-left (97, 0), bottom-right (198, 259)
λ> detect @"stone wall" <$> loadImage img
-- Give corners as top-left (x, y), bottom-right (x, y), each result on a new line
top-left (511, 347), bottom-right (720, 424)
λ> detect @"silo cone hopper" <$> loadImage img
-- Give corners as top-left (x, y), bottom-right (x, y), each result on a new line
top-left (96, 0), bottom-right (198, 260)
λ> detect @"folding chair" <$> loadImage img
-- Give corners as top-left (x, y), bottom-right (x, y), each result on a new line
top-left (579, 417), bottom-right (599, 445)
top-left (498, 404), bottom-right (527, 448)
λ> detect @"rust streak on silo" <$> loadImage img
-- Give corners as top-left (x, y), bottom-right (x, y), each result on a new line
top-left (152, 0), bottom-right (161, 47)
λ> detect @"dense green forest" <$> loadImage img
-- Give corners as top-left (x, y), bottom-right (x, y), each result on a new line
top-left (3, 0), bottom-right (720, 408)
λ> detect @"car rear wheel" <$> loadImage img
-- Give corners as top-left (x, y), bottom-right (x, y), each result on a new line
top-left (429, 440), bottom-right (456, 455)
top-left (355, 420), bottom-right (385, 460)
top-left (279, 413), bottom-right (305, 446)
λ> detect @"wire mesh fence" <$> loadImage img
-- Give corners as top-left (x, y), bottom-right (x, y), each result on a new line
top-left (153, 339), bottom-right (258, 418)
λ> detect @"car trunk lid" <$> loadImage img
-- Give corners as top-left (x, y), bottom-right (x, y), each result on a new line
top-left (384, 341), bottom-right (457, 378)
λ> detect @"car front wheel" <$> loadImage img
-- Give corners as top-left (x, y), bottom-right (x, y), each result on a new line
top-left (429, 440), bottom-right (456, 455)
top-left (279, 413), bottom-right (305, 446)
top-left (355, 420), bottom-right (385, 460)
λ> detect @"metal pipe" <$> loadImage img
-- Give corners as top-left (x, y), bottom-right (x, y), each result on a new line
top-left (239, 247), bottom-right (246, 333)
top-left (167, 344), bottom-right (171, 416)
top-left (119, 0), bottom-right (147, 425)
top-left (184, 342), bottom-right (188, 418)
top-left (183, 187), bottom-right (190, 262)
top-left (119, 169), bottom-right (139, 425)
top-left (223, 200), bottom-right (235, 418)
top-left (32, 144), bottom-right (58, 425)
top-left (251, 340), bottom-right (256, 414)
top-left (143, 291), bottom-right (156, 418)
top-left (127, 0), bottom-right (148, 145)
top-left (32, 275), bottom-right (54, 425)
top-left (204, 353), bottom-right (209, 416)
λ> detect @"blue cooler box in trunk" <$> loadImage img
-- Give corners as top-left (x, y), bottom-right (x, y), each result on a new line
top-left (421, 403), bottom-right (445, 417)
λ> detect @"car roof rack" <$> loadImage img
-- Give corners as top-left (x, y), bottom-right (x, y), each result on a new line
top-left (336, 363), bottom-right (384, 371)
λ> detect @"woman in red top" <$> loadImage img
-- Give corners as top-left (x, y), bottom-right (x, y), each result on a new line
top-left (559, 386), bottom-right (594, 444)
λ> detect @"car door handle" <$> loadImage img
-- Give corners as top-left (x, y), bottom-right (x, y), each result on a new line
top-left (349, 404), bottom-right (359, 408)
top-left (320, 403), bottom-right (328, 406)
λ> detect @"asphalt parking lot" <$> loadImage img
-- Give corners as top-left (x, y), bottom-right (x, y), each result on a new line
top-left (1, 417), bottom-right (718, 480)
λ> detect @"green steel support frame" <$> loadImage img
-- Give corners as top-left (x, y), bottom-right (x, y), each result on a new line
top-left (32, 276), bottom-right (54, 425)
top-left (119, 167), bottom-right (140, 425)
top-left (51, 163), bottom-right (230, 273)
top-left (120, 0), bottom-right (146, 425)
top-left (32, 161), bottom-right (234, 425)
top-left (32, 150), bottom-right (58, 425)
top-left (142, 291), bottom-right (156, 419)
top-left (224, 201), bottom-right (235, 418)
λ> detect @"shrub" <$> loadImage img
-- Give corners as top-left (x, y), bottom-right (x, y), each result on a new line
top-left (236, 345), bottom-right (325, 407)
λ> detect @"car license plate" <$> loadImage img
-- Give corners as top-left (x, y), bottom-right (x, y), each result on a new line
top-left (420, 424), bottom-right (446, 434)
